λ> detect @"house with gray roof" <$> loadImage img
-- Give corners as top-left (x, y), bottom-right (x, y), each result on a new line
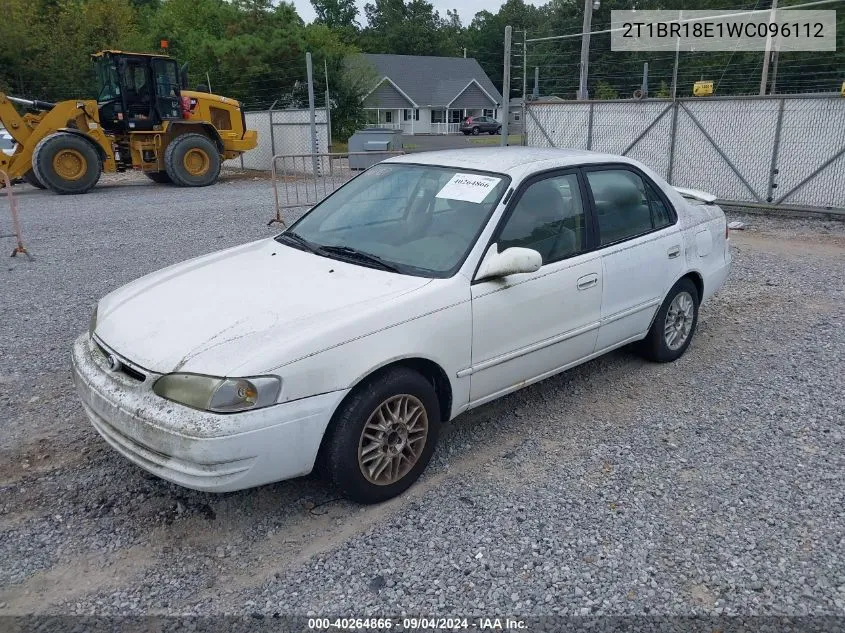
top-left (359, 54), bottom-right (503, 135)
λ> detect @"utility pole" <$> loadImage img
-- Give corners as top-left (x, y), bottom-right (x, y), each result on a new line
top-left (642, 62), bottom-right (649, 97)
top-left (501, 25), bottom-right (512, 146)
top-left (306, 52), bottom-right (318, 175)
top-left (534, 66), bottom-right (539, 99)
top-left (671, 10), bottom-right (682, 99)
top-left (769, 49), bottom-right (780, 95)
top-left (577, 0), bottom-right (594, 100)
top-left (324, 58), bottom-right (332, 151)
top-left (760, 0), bottom-right (778, 95)
top-left (463, 47), bottom-right (467, 58)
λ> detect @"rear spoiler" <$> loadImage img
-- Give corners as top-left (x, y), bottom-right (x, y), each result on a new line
top-left (673, 186), bottom-right (717, 204)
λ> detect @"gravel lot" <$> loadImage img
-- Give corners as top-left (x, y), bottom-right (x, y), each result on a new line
top-left (1, 172), bottom-right (843, 621)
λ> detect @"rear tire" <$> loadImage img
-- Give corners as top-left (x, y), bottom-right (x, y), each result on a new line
top-left (164, 133), bottom-right (221, 187)
top-left (145, 171), bottom-right (172, 184)
top-left (32, 133), bottom-right (101, 195)
top-left (638, 278), bottom-right (700, 363)
top-left (321, 367), bottom-right (441, 504)
top-left (23, 170), bottom-right (46, 189)
top-left (471, 127), bottom-right (480, 136)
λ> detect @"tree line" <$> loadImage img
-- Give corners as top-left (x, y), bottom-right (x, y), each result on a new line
top-left (1, 0), bottom-right (842, 140)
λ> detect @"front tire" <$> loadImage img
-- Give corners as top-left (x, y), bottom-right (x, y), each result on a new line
top-left (638, 278), bottom-right (699, 362)
top-left (164, 133), bottom-right (221, 187)
top-left (32, 133), bottom-right (102, 195)
top-left (23, 170), bottom-right (47, 189)
top-left (321, 367), bottom-right (441, 504)
top-left (471, 127), bottom-right (480, 136)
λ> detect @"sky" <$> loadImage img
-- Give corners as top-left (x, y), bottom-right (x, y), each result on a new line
top-left (292, 0), bottom-right (541, 25)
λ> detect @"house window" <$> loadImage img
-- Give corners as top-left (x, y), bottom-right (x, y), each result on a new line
top-left (431, 110), bottom-right (447, 124)
top-left (483, 109), bottom-right (494, 118)
top-left (448, 109), bottom-right (462, 123)
top-left (403, 109), bottom-right (420, 121)
top-left (384, 111), bottom-right (392, 123)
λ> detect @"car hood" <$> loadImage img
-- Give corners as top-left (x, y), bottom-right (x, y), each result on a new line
top-left (95, 238), bottom-right (431, 375)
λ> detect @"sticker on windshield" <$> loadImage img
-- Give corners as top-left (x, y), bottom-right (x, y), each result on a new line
top-left (435, 173), bottom-right (502, 204)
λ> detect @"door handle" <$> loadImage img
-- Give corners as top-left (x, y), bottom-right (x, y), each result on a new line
top-left (667, 246), bottom-right (681, 259)
top-left (577, 273), bottom-right (598, 290)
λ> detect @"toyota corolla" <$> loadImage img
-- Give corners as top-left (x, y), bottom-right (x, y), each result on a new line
top-left (72, 148), bottom-right (731, 503)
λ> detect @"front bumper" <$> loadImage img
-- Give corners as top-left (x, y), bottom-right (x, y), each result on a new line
top-left (71, 333), bottom-right (347, 492)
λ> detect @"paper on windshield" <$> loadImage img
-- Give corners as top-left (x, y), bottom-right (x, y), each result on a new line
top-left (435, 173), bottom-right (502, 204)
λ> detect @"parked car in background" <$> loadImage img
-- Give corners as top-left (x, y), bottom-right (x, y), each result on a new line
top-left (460, 116), bottom-right (501, 136)
top-left (73, 148), bottom-right (731, 504)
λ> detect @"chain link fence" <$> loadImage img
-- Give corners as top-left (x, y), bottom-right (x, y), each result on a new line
top-left (225, 108), bottom-right (330, 171)
top-left (525, 94), bottom-right (845, 212)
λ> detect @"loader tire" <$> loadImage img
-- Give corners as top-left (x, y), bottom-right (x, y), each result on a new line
top-left (145, 171), bottom-right (172, 184)
top-left (164, 133), bottom-right (221, 187)
top-left (23, 170), bottom-right (47, 189)
top-left (32, 133), bottom-right (101, 195)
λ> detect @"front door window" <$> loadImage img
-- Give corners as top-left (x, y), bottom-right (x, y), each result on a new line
top-left (498, 173), bottom-right (587, 264)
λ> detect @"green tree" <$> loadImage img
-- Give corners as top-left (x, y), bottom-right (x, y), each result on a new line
top-left (311, 0), bottom-right (359, 29)
top-left (361, 0), bottom-right (459, 56)
top-left (595, 80), bottom-right (618, 100)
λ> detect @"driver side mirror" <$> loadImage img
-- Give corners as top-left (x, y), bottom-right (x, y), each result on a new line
top-left (475, 244), bottom-right (542, 281)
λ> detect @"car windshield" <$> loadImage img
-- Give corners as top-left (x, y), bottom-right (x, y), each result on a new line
top-left (281, 163), bottom-right (509, 277)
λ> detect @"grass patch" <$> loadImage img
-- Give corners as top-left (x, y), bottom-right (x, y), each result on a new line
top-left (468, 134), bottom-right (523, 146)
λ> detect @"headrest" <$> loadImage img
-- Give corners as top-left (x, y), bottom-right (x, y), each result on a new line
top-left (518, 181), bottom-right (563, 217)
top-left (590, 173), bottom-right (642, 208)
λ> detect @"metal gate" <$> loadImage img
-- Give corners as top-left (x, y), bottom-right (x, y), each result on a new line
top-left (525, 94), bottom-right (845, 214)
top-left (268, 151), bottom-right (404, 226)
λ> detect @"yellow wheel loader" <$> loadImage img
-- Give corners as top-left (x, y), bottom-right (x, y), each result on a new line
top-left (0, 50), bottom-right (257, 194)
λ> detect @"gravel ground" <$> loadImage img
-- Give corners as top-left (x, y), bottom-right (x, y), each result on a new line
top-left (1, 173), bottom-right (844, 622)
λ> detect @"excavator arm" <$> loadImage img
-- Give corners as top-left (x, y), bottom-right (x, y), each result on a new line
top-left (0, 93), bottom-right (115, 181)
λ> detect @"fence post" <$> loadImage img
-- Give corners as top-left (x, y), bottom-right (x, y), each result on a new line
top-left (586, 102), bottom-right (594, 150)
top-left (501, 26), bottom-right (512, 146)
top-left (766, 98), bottom-right (785, 202)
top-left (1, 169), bottom-right (31, 258)
top-left (269, 107), bottom-right (276, 160)
top-left (306, 52), bottom-right (319, 177)
top-left (325, 93), bottom-right (332, 152)
top-left (667, 100), bottom-right (680, 184)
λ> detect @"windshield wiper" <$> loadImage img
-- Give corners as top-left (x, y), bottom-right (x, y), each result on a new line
top-left (319, 245), bottom-right (401, 273)
top-left (275, 231), bottom-right (324, 255)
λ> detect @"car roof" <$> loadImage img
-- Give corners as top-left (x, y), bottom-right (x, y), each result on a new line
top-left (384, 147), bottom-right (641, 179)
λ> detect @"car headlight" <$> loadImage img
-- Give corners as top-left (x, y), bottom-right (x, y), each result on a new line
top-left (89, 305), bottom-right (98, 338)
top-left (153, 374), bottom-right (281, 413)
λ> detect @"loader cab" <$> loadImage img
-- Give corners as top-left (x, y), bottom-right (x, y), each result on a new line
top-left (93, 51), bottom-right (182, 133)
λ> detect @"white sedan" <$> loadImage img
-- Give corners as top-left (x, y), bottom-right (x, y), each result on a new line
top-left (72, 148), bottom-right (731, 503)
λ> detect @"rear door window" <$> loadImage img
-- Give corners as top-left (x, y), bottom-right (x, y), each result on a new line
top-left (585, 168), bottom-right (674, 246)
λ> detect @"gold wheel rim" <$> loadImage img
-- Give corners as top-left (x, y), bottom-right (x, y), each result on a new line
top-left (183, 148), bottom-right (210, 176)
top-left (357, 394), bottom-right (429, 486)
top-left (52, 149), bottom-right (87, 181)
